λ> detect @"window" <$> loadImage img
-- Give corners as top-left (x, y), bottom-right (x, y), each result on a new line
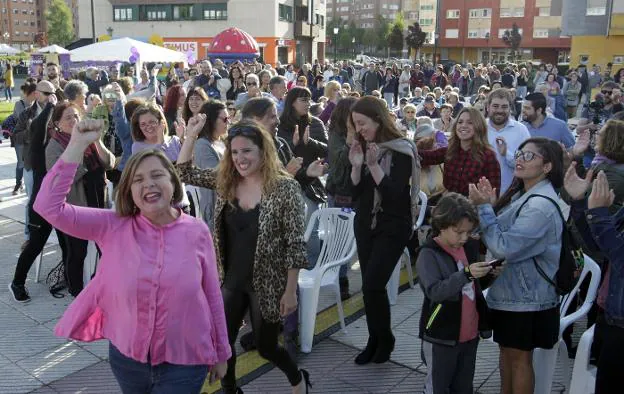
top-left (513, 8), bottom-right (524, 17)
top-left (558, 51), bottom-right (570, 64)
top-left (500, 7), bottom-right (511, 17)
top-left (113, 7), bottom-right (133, 21)
top-left (498, 28), bottom-right (523, 38)
top-left (613, 55), bottom-right (624, 64)
top-left (420, 4), bottom-right (434, 10)
top-left (407, 12), bottom-right (418, 19)
top-left (203, 3), bottom-right (227, 20)
top-left (143, 5), bottom-right (167, 21)
top-left (469, 8), bottom-right (491, 18)
top-left (446, 9), bottom-right (459, 19)
top-left (533, 29), bottom-right (548, 38)
top-left (315, 14), bottom-right (324, 27)
top-left (339, 6), bottom-right (348, 11)
top-left (468, 29), bottom-right (479, 38)
top-left (173, 5), bottom-right (193, 20)
top-left (445, 29), bottom-right (459, 38)
top-left (389, 4), bottom-right (399, 10)
top-left (278, 4), bottom-right (292, 22)
top-left (539, 7), bottom-right (550, 16)
top-left (419, 18), bottom-right (433, 25)
top-left (586, 7), bottom-right (606, 15)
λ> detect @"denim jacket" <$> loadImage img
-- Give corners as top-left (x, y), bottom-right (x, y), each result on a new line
top-left (586, 206), bottom-right (624, 326)
top-left (478, 180), bottom-right (562, 312)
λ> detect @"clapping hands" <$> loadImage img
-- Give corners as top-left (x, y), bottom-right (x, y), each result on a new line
top-left (588, 170), bottom-right (615, 210)
top-left (468, 177), bottom-right (497, 206)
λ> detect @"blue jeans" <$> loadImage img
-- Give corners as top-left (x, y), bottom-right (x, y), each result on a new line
top-left (14, 144), bottom-right (24, 186)
top-left (23, 169), bottom-right (33, 240)
top-left (109, 343), bottom-right (209, 394)
top-left (5, 86), bottom-right (11, 101)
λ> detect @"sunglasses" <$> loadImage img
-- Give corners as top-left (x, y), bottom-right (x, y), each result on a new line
top-left (228, 125), bottom-right (258, 139)
top-left (514, 150), bottom-right (543, 162)
top-left (39, 91), bottom-right (52, 96)
top-left (246, 81), bottom-right (258, 86)
top-left (601, 90), bottom-right (613, 95)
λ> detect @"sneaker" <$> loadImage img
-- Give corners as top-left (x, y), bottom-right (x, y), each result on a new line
top-left (8, 282), bottom-right (31, 303)
top-left (12, 183), bottom-right (22, 196)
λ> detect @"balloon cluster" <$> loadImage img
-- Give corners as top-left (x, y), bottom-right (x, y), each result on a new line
top-left (186, 49), bottom-right (196, 65)
top-left (129, 46), bottom-right (140, 64)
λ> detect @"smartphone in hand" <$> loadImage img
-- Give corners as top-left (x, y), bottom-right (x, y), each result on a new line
top-left (488, 258), bottom-right (504, 268)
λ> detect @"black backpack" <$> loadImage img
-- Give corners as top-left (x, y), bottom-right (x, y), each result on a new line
top-left (516, 194), bottom-right (584, 295)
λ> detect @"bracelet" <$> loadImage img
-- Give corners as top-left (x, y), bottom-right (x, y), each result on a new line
top-left (464, 266), bottom-right (475, 281)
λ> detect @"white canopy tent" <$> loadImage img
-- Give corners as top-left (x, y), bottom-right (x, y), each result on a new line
top-left (0, 44), bottom-right (21, 55)
top-left (69, 37), bottom-right (186, 65)
top-left (37, 44), bottom-right (69, 54)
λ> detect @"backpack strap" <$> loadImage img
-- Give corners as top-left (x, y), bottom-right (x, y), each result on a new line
top-left (514, 194), bottom-right (564, 291)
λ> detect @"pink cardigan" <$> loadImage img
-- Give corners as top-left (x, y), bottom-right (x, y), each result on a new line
top-left (34, 159), bottom-right (231, 366)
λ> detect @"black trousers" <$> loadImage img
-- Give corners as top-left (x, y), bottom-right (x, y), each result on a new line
top-left (220, 287), bottom-right (301, 393)
top-left (355, 222), bottom-right (410, 345)
top-left (62, 234), bottom-right (87, 296)
top-left (595, 314), bottom-right (624, 394)
top-left (13, 202), bottom-right (68, 286)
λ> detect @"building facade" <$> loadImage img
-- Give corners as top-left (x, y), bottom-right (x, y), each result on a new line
top-left (438, 0), bottom-right (571, 65)
top-left (1, 0), bottom-right (38, 49)
top-left (78, 0), bottom-right (327, 66)
top-left (563, 0), bottom-right (623, 68)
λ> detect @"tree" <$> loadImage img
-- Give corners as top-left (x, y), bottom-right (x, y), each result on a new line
top-left (374, 15), bottom-right (392, 52)
top-left (405, 22), bottom-right (428, 61)
top-left (502, 23), bottom-right (522, 62)
top-left (45, 0), bottom-right (75, 46)
top-left (388, 24), bottom-right (404, 57)
top-left (362, 29), bottom-right (378, 54)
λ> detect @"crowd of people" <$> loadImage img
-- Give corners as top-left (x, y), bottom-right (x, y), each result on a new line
top-left (1, 54), bottom-right (623, 394)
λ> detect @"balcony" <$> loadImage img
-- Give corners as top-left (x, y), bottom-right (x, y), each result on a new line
top-left (295, 0), bottom-right (309, 6)
top-left (295, 21), bottom-right (320, 38)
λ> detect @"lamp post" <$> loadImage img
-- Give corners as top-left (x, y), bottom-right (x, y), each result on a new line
top-left (106, 26), bottom-right (113, 38)
top-left (3, 32), bottom-right (9, 44)
top-left (333, 27), bottom-right (339, 64)
top-left (352, 37), bottom-right (355, 57)
top-left (432, 33), bottom-right (439, 64)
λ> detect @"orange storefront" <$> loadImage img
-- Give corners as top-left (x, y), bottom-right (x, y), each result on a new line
top-left (163, 37), bottom-right (297, 65)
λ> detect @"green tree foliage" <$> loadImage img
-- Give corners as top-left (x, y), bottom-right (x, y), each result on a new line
top-left (388, 24), bottom-right (404, 55)
top-left (405, 22), bottom-right (428, 61)
top-left (502, 23), bottom-right (523, 61)
top-left (375, 15), bottom-right (392, 50)
top-left (45, 0), bottom-right (75, 46)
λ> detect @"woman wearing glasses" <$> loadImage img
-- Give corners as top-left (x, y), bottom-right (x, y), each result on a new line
top-left (469, 137), bottom-right (564, 394)
top-left (176, 119), bottom-right (312, 394)
top-left (131, 104), bottom-right (183, 163)
top-left (193, 100), bottom-right (230, 230)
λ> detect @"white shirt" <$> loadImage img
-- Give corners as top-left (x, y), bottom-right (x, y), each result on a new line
top-left (487, 118), bottom-right (531, 194)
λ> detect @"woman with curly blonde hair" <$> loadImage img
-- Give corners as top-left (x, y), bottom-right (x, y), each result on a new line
top-left (176, 118), bottom-right (312, 394)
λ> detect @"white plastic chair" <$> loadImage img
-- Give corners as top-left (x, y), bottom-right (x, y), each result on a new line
top-left (533, 254), bottom-right (601, 394)
top-left (298, 208), bottom-right (357, 353)
top-left (387, 191), bottom-right (427, 305)
top-left (185, 185), bottom-right (201, 219)
top-left (569, 324), bottom-right (597, 394)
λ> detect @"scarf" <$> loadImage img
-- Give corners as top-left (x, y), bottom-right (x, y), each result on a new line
top-left (50, 127), bottom-right (102, 172)
top-left (371, 138), bottom-right (421, 230)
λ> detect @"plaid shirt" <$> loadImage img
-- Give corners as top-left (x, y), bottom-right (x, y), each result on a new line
top-left (420, 147), bottom-right (501, 196)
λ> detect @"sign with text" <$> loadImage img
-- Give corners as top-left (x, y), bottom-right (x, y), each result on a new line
top-left (163, 41), bottom-right (198, 58)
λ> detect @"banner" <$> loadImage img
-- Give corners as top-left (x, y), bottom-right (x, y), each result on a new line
top-left (164, 41), bottom-right (198, 58)
top-left (30, 54), bottom-right (44, 79)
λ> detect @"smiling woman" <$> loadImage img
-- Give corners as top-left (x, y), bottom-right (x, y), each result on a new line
top-left (130, 103), bottom-right (183, 163)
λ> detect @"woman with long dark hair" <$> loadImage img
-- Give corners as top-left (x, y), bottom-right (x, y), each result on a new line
top-left (226, 66), bottom-right (246, 101)
top-left (182, 87), bottom-right (208, 124)
top-left (193, 100), bottom-right (230, 229)
top-left (176, 119), bottom-right (312, 394)
top-left (163, 85), bottom-right (186, 135)
top-left (469, 137), bottom-right (565, 394)
top-left (347, 96), bottom-right (420, 364)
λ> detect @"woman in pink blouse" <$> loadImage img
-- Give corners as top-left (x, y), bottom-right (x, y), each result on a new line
top-left (33, 118), bottom-right (230, 393)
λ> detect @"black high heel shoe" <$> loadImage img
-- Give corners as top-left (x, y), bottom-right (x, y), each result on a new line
top-left (299, 369), bottom-right (312, 393)
top-left (354, 337), bottom-right (378, 365)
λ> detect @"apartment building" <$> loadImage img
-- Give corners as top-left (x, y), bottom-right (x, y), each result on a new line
top-left (438, 0), bottom-right (571, 65)
top-left (77, 0), bottom-right (326, 66)
top-left (327, 0), bottom-right (401, 29)
top-left (0, 0), bottom-right (38, 49)
top-left (563, 0), bottom-right (623, 68)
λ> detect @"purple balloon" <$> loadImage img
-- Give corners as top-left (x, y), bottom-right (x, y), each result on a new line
top-left (130, 46), bottom-right (139, 55)
top-left (129, 55), bottom-right (137, 63)
top-left (188, 55), bottom-right (196, 66)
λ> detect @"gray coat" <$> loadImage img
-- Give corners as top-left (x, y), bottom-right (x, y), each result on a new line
top-left (193, 137), bottom-right (222, 231)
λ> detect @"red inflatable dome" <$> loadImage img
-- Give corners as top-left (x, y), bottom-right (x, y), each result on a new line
top-left (207, 27), bottom-right (259, 60)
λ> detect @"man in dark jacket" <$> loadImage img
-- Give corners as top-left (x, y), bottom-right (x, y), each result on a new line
top-left (362, 63), bottom-right (381, 95)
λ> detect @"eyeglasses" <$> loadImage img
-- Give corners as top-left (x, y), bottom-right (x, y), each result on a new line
top-left (246, 81), bottom-right (258, 86)
top-left (139, 120), bottom-right (160, 129)
top-left (514, 150), bottom-right (543, 162)
top-left (601, 90), bottom-right (613, 95)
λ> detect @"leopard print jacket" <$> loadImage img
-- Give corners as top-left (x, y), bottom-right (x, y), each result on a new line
top-left (176, 161), bottom-right (308, 323)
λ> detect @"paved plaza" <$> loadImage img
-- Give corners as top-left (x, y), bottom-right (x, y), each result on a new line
top-left (0, 141), bottom-right (574, 393)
